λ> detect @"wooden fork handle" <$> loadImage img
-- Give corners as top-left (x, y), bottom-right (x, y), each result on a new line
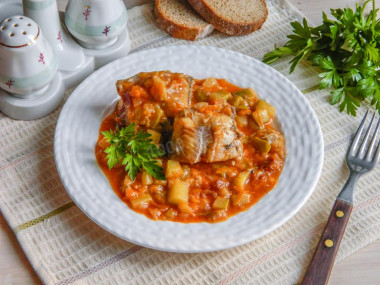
top-left (301, 199), bottom-right (353, 285)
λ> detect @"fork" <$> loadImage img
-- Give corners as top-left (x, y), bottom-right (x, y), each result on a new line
top-left (302, 111), bottom-right (380, 285)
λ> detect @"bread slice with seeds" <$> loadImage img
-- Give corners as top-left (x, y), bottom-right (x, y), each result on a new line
top-left (187, 0), bottom-right (268, 35)
top-left (154, 0), bottom-right (214, 41)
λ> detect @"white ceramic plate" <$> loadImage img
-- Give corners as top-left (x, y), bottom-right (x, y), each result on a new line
top-left (55, 45), bottom-right (323, 253)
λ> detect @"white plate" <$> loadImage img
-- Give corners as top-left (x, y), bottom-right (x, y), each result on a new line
top-left (55, 45), bottom-right (323, 253)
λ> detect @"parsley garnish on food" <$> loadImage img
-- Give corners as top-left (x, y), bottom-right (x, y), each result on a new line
top-left (263, 0), bottom-right (380, 116)
top-left (101, 124), bottom-right (166, 181)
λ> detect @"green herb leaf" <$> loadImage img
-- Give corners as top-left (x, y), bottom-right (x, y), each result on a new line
top-left (102, 124), bottom-right (166, 181)
top-left (263, 0), bottom-right (380, 116)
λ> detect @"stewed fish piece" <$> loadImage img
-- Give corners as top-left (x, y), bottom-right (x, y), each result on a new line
top-left (115, 71), bottom-right (193, 129)
top-left (171, 106), bottom-right (243, 163)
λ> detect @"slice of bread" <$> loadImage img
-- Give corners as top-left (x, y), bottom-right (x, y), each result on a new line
top-left (187, 0), bottom-right (268, 35)
top-left (155, 0), bottom-right (215, 41)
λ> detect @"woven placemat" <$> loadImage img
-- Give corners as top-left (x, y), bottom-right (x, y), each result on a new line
top-left (1, 1), bottom-right (379, 284)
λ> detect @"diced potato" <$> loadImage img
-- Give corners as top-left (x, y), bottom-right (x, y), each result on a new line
top-left (202, 77), bottom-right (218, 87)
top-left (253, 129), bottom-right (285, 157)
top-left (255, 100), bottom-right (276, 117)
top-left (251, 100), bottom-right (276, 128)
top-left (251, 137), bottom-right (271, 153)
top-left (229, 96), bottom-right (249, 109)
top-left (252, 110), bottom-right (266, 125)
top-left (196, 89), bottom-right (208, 101)
top-left (210, 90), bottom-right (232, 100)
top-left (240, 193), bottom-right (251, 205)
top-left (233, 88), bottom-right (258, 99)
top-left (213, 197), bottom-right (229, 210)
top-left (147, 129), bottom-right (161, 145)
top-left (248, 117), bottom-right (262, 131)
top-left (231, 193), bottom-right (251, 207)
top-left (167, 179), bottom-right (189, 205)
top-left (150, 75), bottom-right (167, 101)
top-left (178, 202), bottom-right (193, 214)
top-left (166, 160), bottom-right (183, 178)
top-left (251, 110), bottom-right (267, 128)
top-left (130, 193), bottom-right (152, 208)
top-left (215, 166), bottom-right (229, 178)
top-left (219, 187), bottom-right (230, 198)
top-left (142, 171), bottom-right (153, 185)
top-left (165, 208), bottom-right (178, 219)
top-left (233, 170), bottom-right (252, 191)
top-left (233, 88), bottom-right (258, 106)
top-left (236, 116), bottom-right (248, 128)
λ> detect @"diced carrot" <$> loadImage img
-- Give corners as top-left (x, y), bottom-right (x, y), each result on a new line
top-left (238, 109), bottom-right (251, 116)
top-left (189, 196), bottom-right (200, 204)
top-left (124, 188), bottom-right (136, 199)
top-left (129, 85), bottom-right (147, 98)
top-left (199, 104), bottom-right (220, 114)
top-left (150, 75), bottom-right (167, 101)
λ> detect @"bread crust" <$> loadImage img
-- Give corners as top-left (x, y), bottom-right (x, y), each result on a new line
top-left (187, 0), bottom-right (268, 35)
top-left (154, 0), bottom-right (214, 41)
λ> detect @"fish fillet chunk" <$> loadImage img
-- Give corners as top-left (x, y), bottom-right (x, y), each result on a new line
top-left (171, 109), bottom-right (243, 163)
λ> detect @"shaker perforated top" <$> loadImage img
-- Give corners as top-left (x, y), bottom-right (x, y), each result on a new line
top-left (0, 16), bottom-right (39, 48)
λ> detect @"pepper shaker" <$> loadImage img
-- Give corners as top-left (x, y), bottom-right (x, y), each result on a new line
top-left (64, 0), bottom-right (128, 49)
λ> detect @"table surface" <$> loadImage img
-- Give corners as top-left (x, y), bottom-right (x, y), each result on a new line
top-left (1, 0), bottom-right (379, 284)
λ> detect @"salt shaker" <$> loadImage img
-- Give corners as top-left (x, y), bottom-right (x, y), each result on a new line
top-left (0, 16), bottom-right (57, 96)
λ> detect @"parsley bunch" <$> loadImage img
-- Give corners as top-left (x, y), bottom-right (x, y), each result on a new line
top-left (263, 0), bottom-right (380, 115)
top-left (102, 124), bottom-right (165, 181)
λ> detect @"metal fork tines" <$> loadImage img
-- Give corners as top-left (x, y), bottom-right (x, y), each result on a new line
top-left (338, 111), bottom-right (380, 204)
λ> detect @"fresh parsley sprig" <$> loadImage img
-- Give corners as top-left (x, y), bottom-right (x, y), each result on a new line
top-left (101, 124), bottom-right (166, 181)
top-left (263, 0), bottom-right (380, 116)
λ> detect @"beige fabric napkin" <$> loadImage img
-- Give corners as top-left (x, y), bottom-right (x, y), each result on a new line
top-left (1, 1), bottom-right (379, 284)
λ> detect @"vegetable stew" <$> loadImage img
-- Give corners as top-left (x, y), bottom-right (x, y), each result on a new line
top-left (95, 71), bottom-right (285, 223)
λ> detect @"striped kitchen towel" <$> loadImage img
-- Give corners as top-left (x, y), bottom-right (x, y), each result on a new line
top-left (1, 1), bottom-right (379, 284)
